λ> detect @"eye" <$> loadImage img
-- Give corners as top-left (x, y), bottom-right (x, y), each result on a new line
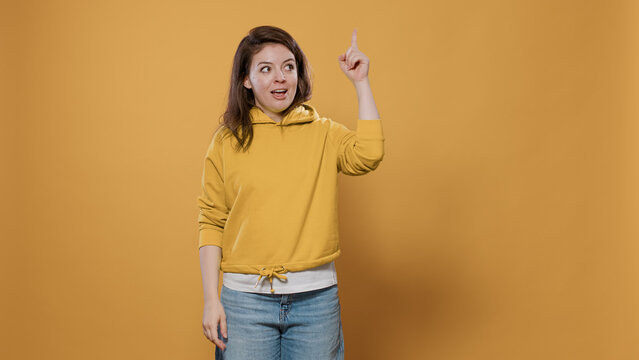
top-left (260, 66), bottom-right (270, 73)
top-left (286, 64), bottom-right (295, 71)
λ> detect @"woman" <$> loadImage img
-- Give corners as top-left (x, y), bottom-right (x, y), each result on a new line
top-left (198, 25), bottom-right (384, 359)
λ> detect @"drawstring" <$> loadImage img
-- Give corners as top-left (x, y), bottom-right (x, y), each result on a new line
top-left (254, 265), bottom-right (288, 293)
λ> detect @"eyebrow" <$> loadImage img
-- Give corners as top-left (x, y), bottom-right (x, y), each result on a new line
top-left (256, 58), bottom-right (295, 66)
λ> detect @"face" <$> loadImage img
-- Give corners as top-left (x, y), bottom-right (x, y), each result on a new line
top-left (243, 43), bottom-right (298, 122)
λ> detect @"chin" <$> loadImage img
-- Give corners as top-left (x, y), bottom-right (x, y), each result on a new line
top-left (273, 102), bottom-right (294, 112)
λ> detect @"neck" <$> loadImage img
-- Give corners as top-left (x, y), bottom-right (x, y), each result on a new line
top-left (258, 106), bottom-right (282, 123)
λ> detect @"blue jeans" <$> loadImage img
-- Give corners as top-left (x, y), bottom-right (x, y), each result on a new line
top-left (215, 284), bottom-right (344, 359)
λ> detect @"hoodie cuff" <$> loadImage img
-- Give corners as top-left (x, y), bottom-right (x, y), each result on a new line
top-left (356, 119), bottom-right (384, 139)
top-left (198, 228), bottom-right (223, 249)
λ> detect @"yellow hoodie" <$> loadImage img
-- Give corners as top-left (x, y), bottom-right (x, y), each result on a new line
top-left (197, 103), bottom-right (384, 288)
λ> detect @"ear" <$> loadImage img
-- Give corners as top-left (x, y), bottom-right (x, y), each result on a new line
top-left (243, 77), bottom-right (252, 89)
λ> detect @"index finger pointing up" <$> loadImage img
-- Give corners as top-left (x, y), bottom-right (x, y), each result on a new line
top-left (351, 29), bottom-right (358, 49)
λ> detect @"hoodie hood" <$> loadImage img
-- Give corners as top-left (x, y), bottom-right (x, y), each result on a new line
top-left (249, 103), bottom-right (319, 126)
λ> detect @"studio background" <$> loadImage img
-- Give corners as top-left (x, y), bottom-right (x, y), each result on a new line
top-left (2, 0), bottom-right (637, 359)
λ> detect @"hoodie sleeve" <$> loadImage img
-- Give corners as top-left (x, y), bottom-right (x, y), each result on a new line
top-left (196, 129), bottom-right (229, 249)
top-left (328, 118), bottom-right (385, 176)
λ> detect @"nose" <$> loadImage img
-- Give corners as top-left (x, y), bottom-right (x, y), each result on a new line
top-left (275, 68), bottom-right (286, 81)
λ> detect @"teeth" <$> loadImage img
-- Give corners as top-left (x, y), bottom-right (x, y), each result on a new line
top-left (273, 90), bottom-right (286, 93)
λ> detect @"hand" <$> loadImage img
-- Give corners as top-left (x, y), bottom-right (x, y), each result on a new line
top-left (202, 300), bottom-right (227, 350)
top-left (338, 29), bottom-right (370, 83)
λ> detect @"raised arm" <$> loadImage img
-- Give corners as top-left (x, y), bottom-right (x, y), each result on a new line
top-left (337, 28), bottom-right (380, 120)
top-left (333, 29), bottom-right (385, 175)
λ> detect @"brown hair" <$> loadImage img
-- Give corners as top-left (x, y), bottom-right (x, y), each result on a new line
top-left (217, 26), bottom-right (313, 152)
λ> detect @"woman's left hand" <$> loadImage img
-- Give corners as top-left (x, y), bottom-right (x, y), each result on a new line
top-left (338, 29), bottom-right (370, 83)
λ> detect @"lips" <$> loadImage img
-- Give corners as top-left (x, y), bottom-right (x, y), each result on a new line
top-left (271, 89), bottom-right (288, 100)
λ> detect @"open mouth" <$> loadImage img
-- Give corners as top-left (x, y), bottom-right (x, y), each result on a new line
top-left (271, 89), bottom-right (288, 99)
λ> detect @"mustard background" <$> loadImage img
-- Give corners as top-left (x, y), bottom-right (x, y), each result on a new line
top-left (2, 0), bottom-right (638, 359)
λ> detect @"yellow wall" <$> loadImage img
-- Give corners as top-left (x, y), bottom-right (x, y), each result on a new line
top-left (3, 0), bottom-right (638, 359)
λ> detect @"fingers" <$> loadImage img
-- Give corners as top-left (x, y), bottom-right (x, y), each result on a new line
top-left (345, 47), bottom-right (353, 61)
top-left (213, 326), bottom-right (226, 350)
top-left (338, 30), bottom-right (367, 71)
top-left (213, 325), bottom-right (227, 350)
top-left (351, 28), bottom-right (358, 49)
top-left (203, 317), bottom-right (227, 350)
top-left (220, 313), bottom-right (228, 339)
top-left (203, 325), bottom-right (224, 350)
top-left (338, 30), bottom-right (363, 69)
top-left (341, 50), bottom-right (366, 70)
top-left (343, 48), bottom-right (358, 67)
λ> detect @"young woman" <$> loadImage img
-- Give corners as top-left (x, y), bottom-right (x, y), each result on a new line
top-left (197, 25), bottom-right (384, 359)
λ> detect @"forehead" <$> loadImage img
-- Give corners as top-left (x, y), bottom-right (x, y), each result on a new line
top-left (250, 43), bottom-right (295, 65)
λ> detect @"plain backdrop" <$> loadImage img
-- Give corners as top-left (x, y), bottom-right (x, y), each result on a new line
top-left (1, 0), bottom-right (638, 359)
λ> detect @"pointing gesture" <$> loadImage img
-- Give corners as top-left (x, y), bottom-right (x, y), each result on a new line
top-left (351, 28), bottom-right (358, 50)
top-left (338, 29), bottom-right (370, 83)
